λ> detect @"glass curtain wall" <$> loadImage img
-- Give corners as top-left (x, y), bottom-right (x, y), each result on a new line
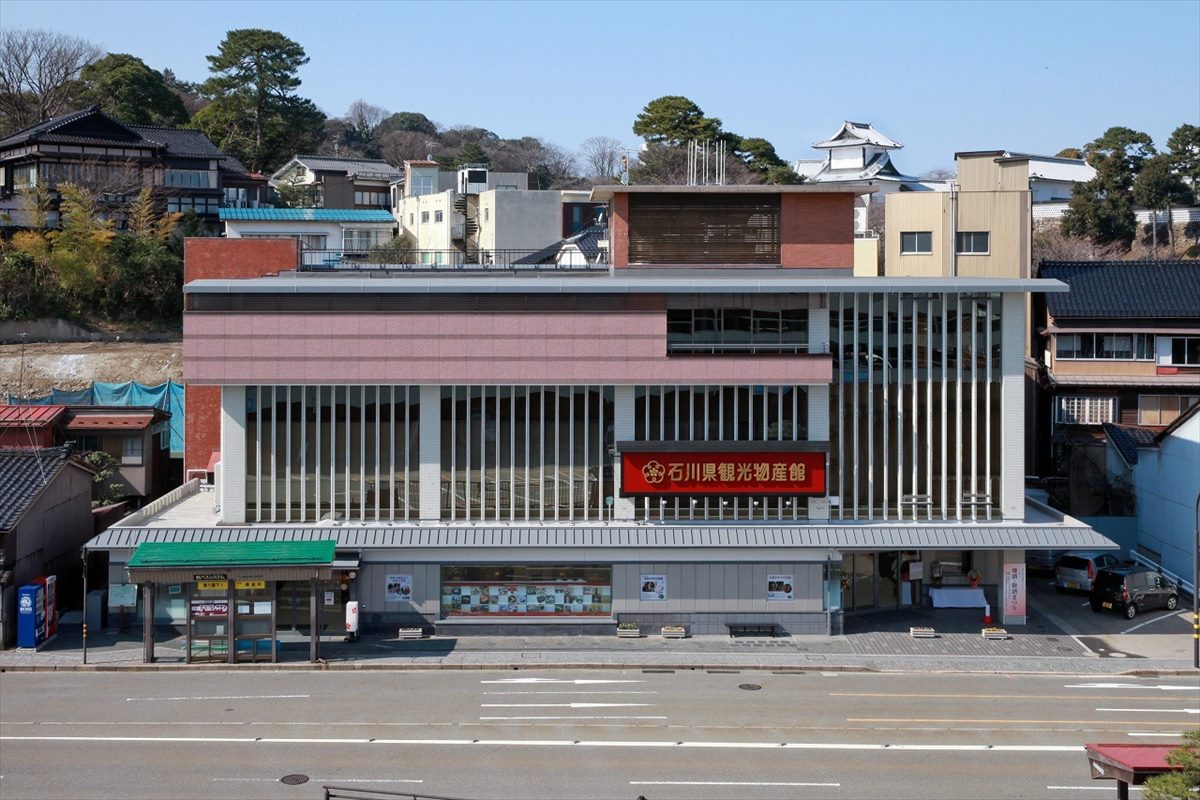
top-left (828, 293), bottom-right (1003, 521)
top-left (245, 385), bottom-right (419, 523)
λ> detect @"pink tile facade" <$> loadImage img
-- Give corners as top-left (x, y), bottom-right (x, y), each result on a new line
top-left (184, 311), bottom-right (832, 386)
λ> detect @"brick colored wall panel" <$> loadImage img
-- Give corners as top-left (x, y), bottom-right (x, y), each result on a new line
top-left (780, 193), bottom-right (854, 268)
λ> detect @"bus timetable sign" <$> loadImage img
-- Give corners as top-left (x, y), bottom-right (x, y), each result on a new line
top-left (620, 449), bottom-right (826, 497)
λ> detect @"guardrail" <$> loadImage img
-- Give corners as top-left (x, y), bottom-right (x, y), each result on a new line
top-left (298, 248), bottom-right (608, 272)
top-left (114, 478), bottom-right (200, 527)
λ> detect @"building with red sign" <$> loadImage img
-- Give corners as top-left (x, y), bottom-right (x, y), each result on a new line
top-left (86, 183), bottom-right (1114, 640)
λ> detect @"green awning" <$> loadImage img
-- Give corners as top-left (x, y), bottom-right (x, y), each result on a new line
top-left (128, 540), bottom-right (336, 569)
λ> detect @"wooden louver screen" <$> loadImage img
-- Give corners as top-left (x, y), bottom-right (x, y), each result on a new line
top-left (627, 193), bottom-right (781, 265)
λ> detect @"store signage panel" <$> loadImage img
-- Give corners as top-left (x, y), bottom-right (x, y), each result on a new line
top-left (235, 580), bottom-right (266, 590)
top-left (190, 600), bottom-right (229, 617)
top-left (197, 580), bottom-right (228, 591)
top-left (193, 573), bottom-right (226, 581)
top-left (1003, 563), bottom-right (1026, 619)
top-left (620, 450), bottom-right (826, 496)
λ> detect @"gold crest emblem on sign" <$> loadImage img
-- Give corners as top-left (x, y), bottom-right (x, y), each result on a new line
top-left (642, 460), bottom-right (666, 484)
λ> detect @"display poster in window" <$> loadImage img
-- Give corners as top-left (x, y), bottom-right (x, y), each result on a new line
top-left (640, 575), bottom-right (667, 601)
top-left (767, 574), bottom-right (794, 601)
top-left (907, 561), bottom-right (923, 581)
top-left (323, 591), bottom-right (336, 607)
top-left (386, 574), bottom-right (413, 603)
top-left (1003, 563), bottom-right (1026, 620)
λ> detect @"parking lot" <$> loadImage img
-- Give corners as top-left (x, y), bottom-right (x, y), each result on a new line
top-left (1024, 566), bottom-right (1196, 660)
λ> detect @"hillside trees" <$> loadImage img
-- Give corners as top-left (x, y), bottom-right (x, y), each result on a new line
top-left (1062, 126), bottom-right (1156, 248)
top-left (1, 186), bottom-right (184, 323)
top-left (78, 54), bottom-right (189, 126)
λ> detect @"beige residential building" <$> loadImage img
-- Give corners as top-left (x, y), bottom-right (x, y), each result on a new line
top-left (884, 151), bottom-right (1036, 279)
top-left (392, 161), bottom-right (602, 265)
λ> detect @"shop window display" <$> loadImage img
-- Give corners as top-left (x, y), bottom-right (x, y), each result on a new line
top-left (441, 565), bottom-right (612, 617)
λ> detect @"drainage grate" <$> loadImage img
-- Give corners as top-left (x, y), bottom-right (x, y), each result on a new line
top-left (707, 670), bottom-right (739, 674)
top-left (280, 774), bottom-right (309, 785)
top-left (642, 669), bottom-right (675, 674)
top-left (739, 683), bottom-right (763, 691)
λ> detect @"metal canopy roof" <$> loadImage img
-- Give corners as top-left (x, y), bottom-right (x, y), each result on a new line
top-left (126, 539), bottom-right (336, 567)
top-left (91, 523), bottom-right (1114, 552)
top-left (185, 275), bottom-right (1067, 296)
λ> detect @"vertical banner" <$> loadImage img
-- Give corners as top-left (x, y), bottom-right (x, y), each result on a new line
top-left (640, 575), bottom-right (667, 601)
top-left (386, 574), bottom-right (413, 603)
top-left (1002, 562), bottom-right (1026, 623)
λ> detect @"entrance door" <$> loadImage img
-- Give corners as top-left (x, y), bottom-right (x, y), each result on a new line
top-left (841, 553), bottom-right (877, 611)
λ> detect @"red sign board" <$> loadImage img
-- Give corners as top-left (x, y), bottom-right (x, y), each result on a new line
top-left (621, 450), bottom-right (826, 496)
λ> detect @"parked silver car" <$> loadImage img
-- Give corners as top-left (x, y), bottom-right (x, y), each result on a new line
top-left (1055, 551), bottom-right (1122, 592)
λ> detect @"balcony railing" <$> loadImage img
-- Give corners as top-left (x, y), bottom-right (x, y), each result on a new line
top-left (298, 248), bottom-right (609, 272)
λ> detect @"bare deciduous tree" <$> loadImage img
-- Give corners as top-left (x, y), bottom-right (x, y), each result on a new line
top-left (920, 167), bottom-right (956, 181)
top-left (579, 136), bottom-right (624, 181)
top-left (0, 29), bottom-right (101, 134)
top-left (344, 99), bottom-right (387, 137)
top-left (1031, 221), bottom-right (1128, 270)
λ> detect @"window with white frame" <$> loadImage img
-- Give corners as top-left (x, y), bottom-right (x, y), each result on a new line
top-left (900, 231), bottom-right (932, 254)
top-left (1056, 395), bottom-right (1117, 425)
top-left (343, 229), bottom-right (382, 251)
top-left (121, 434), bottom-right (144, 465)
top-left (1056, 332), bottom-right (1154, 360)
top-left (1138, 394), bottom-right (1200, 426)
top-left (955, 231), bottom-right (989, 254)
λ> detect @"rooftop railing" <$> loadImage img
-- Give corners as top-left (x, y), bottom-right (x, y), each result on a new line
top-left (298, 248), bottom-right (609, 273)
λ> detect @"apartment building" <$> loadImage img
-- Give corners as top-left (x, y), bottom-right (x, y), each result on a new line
top-left (393, 160), bottom-right (603, 265)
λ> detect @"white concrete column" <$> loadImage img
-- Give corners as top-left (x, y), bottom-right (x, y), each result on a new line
top-left (418, 385), bottom-right (442, 522)
top-left (1000, 293), bottom-right (1025, 519)
top-left (807, 303), bottom-right (831, 442)
top-left (612, 385), bottom-right (636, 521)
top-left (219, 386), bottom-right (246, 524)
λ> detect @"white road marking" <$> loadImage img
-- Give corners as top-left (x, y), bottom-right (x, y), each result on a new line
top-left (1121, 611), bottom-right (1185, 634)
top-left (1096, 707), bottom-right (1198, 714)
top-left (1047, 787), bottom-right (1142, 792)
top-left (1069, 635), bottom-right (1095, 654)
top-left (480, 678), bottom-right (643, 685)
top-left (480, 715), bottom-right (667, 721)
top-left (125, 694), bottom-right (310, 702)
top-left (481, 691), bottom-right (658, 695)
top-left (1128, 732), bottom-right (1188, 737)
top-left (214, 778), bottom-right (422, 784)
top-left (1066, 683), bottom-right (1198, 691)
top-left (0, 734), bottom-right (1084, 752)
top-left (480, 702), bottom-right (653, 709)
top-left (631, 781), bottom-right (839, 787)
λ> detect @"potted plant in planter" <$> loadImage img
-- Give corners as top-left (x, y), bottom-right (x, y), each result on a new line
top-left (616, 622), bottom-right (641, 638)
top-left (967, 568), bottom-right (982, 588)
top-left (661, 624), bottom-right (687, 639)
top-left (981, 626), bottom-right (1009, 640)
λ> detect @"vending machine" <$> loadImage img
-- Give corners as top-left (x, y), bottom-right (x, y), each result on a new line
top-left (37, 575), bottom-right (58, 639)
top-left (16, 583), bottom-right (46, 650)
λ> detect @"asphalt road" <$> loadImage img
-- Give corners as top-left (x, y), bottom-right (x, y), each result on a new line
top-left (1, 669), bottom-right (1197, 800)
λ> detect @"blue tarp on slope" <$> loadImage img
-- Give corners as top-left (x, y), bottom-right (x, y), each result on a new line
top-left (10, 381), bottom-right (185, 456)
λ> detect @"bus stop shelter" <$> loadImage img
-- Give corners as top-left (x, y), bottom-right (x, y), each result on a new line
top-left (126, 540), bottom-right (336, 664)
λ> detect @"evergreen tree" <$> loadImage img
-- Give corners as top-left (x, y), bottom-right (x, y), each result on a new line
top-left (78, 54), bottom-right (189, 126)
top-left (193, 29), bottom-right (326, 172)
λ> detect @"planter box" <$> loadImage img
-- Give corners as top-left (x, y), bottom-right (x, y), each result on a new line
top-left (981, 628), bottom-right (1009, 640)
top-left (909, 626), bottom-right (937, 638)
top-left (616, 628), bottom-right (641, 638)
top-left (661, 626), bottom-right (687, 639)
top-left (397, 627), bottom-right (425, 640)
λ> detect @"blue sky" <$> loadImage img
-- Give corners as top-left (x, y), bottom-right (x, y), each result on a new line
top-left (4, 0), bottom-right (1198, 173)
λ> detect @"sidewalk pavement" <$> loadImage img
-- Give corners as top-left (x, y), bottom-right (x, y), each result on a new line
top-left (3, 607), bottom-right (1196, 675)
